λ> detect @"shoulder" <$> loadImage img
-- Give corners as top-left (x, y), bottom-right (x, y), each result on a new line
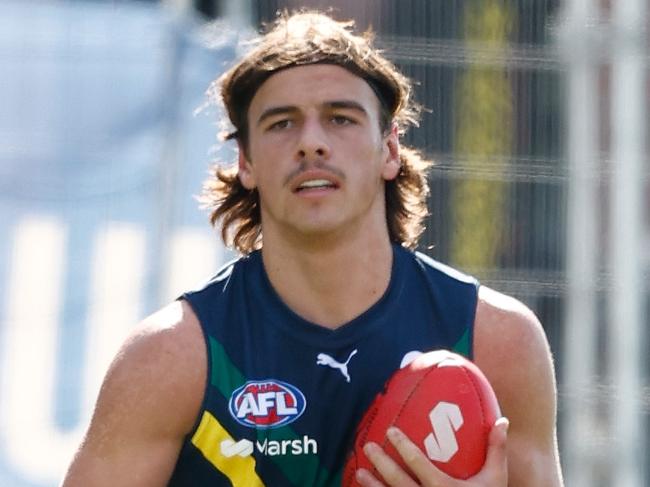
top-left (93, 299), bottom-right (206, 441)
top-left (118, 299), bottom-right (205, 384)
top-left (473, 286), bottom-right (552, 382)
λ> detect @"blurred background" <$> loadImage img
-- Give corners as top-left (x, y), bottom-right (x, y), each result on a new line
top-left (0, 1), bottom-right (647, 486)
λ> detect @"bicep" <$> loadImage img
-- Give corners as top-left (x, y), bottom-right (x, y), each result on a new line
top-left (61, 302), bottom-right (205, 487)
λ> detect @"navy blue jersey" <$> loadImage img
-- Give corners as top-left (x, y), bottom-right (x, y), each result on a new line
top-left (168, 245), bottom-right (479, 486)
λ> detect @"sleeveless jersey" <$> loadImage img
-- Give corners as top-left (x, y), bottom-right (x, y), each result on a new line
top-left (168, 245), bottom-right (479, 487)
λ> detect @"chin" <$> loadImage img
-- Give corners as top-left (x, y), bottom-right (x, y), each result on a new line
top-left (281, 217), bottom-right (348, 241)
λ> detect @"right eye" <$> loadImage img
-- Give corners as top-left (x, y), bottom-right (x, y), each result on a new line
top-left (268, 119), bottom-right (293, 131)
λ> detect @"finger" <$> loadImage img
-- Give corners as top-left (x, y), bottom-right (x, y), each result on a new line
top-left (363, 441), bottom-right (419, 487)
top-left (355, 468), bottom-right (385, 487)
top-left (483, 417), bottom-right (509, 473)
top-left (386, 427), bottom-right (454, 486)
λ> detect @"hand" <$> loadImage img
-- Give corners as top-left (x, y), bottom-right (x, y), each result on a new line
top-left (355, 418), bottom-right (509, 487)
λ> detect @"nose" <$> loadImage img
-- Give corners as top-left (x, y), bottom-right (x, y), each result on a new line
top-left (296, 118), bottom-right (331, 162)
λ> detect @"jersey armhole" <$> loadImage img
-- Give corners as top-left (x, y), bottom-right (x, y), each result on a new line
top-left (177, 295), bottom-right (212, 440)
top-left (467, 281), bottom-right (480, 360)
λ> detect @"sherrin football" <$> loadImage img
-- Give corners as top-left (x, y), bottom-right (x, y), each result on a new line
top-left (342, 350), bottom-right (501, 485)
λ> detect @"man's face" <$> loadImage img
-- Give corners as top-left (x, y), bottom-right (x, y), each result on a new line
top-left (239, 64), bottom-right (400, 243)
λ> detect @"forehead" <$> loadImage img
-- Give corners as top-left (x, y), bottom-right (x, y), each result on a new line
top-left (248, 64), bottom-right (381, 118)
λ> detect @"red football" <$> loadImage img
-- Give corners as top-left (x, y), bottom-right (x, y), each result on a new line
top-left (342, 350), bottom-right (501, 485)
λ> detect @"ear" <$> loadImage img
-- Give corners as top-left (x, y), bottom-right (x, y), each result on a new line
top-left (237, 141), bottom-right (256, 190)
top-left (381, 123), bottom-right (401, 181)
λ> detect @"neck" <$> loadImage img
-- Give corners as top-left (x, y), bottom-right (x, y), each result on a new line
top-left (261, 230), bottom-right (395, 329)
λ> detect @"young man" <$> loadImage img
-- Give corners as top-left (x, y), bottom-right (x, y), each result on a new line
top-left (61, 11), bottom-right (563, 487)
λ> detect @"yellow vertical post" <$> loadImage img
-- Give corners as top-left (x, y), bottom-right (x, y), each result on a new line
top-left (451, 2), bottom-right (512, 275)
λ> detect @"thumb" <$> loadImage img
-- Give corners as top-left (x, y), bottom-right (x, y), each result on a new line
top-left (483, 417), bottom-right (509, 472)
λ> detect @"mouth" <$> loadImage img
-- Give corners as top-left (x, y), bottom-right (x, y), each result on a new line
top-left (294, 179), bottom-right (339, 192)
top-left (289, 168), bottom-right (343, 194)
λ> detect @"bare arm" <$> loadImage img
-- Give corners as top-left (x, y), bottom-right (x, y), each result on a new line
top-left (60, 300), bottom-right (206, 487)
top-left (474, 286), bottom-right (563, 487)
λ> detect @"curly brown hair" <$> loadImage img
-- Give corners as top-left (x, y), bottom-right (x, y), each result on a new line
top-left (202, 11), bottom-right (432, 254)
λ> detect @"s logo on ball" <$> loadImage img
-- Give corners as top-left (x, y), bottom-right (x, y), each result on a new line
top-left (342, 350), bottom-right (501, 485)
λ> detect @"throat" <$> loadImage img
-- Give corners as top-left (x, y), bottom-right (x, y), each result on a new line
top-left (262, 244), bottom-right (393, 329)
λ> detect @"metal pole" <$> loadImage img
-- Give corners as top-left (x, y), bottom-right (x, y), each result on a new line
top-left (559, 0), bottom-right (600, 484)
top-left (609, 0), bottom-right (647, 485)
top-left (152, 1), bottom-right (189, 307)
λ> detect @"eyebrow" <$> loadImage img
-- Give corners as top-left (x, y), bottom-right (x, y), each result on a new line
top-left (326, 100), bottom-right (369, 116)
top-left (256, 100), bottom-right (369, 127)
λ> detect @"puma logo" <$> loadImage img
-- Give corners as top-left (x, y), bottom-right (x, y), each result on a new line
top-left (316, 349), bottom-right (358, 383)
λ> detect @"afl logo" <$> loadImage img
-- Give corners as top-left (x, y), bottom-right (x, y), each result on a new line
top-left (228, 379), bottom-right (306, 429)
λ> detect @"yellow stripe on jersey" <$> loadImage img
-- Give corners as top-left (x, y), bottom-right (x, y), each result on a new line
top-left (191, 411), bottom-right (265, 487)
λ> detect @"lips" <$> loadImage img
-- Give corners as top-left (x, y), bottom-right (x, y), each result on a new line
top-left (296, 179), bottom-right (337, 191)
top-left (289, 170), bottom-right (341, 193)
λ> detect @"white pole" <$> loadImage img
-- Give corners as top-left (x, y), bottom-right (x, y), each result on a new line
top-left (609, 0), bottom-right (646, 485)
top-left (224, 0), bottom-right (251, 30)
top-left (160, 0), bottom-right (193, 15)
top-left (559, 0), bottom-right (600, 485)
